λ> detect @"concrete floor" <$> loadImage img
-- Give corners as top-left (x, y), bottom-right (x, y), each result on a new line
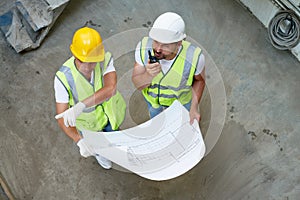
top-left (0, 0), bottom-right (300, 199)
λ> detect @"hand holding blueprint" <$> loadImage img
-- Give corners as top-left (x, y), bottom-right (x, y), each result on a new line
top-left (82, 100), bottom-right (206, 181)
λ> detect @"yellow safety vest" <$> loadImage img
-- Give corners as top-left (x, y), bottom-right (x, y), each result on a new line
top-left (140, 37), bottom-right (202, 108)
top-left (56, 52), bottom-right (126, 131)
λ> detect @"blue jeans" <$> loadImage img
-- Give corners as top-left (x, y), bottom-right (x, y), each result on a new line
top-left (145, 99), bottom-right (191, 119)
top-left (102, 121), bottom-right (114, 132)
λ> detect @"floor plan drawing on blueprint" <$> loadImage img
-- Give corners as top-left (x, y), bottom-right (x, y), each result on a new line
top-left (82, 100), bottom-right (206, 181)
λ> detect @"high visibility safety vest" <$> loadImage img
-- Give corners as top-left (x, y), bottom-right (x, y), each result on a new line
top-left (140, 37), bottom-right (202, 108)
top-left (56, 52), bottom-right (126, 131)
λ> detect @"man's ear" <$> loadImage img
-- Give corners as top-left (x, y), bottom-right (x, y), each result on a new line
top-left (177, 41), bottom-right (182, 47)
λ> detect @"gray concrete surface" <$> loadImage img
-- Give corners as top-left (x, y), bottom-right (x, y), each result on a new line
top-left (0, 0), bottom-right (300, 199)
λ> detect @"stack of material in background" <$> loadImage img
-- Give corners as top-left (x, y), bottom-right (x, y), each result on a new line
top-left (0, 0), bottom-right (69, 53)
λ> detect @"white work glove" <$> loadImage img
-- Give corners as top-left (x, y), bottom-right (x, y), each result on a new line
top-left (76, 138), bottom-right (96, 158)
top-left (55, 102), bottom-right (86, 127)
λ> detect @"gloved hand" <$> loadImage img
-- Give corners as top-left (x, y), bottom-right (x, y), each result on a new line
top-left (55, 102), bottom-right (86, 127)
top-left (76, 138), bottom-right (95, 158)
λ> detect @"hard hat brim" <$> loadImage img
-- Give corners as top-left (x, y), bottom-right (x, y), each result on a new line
top-left (70, 44), bottom-right (105, 63)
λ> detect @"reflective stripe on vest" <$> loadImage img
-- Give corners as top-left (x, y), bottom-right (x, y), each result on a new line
top-left (140, 37), bottom-right (201, 108)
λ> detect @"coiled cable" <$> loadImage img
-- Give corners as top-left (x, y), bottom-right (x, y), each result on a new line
top-left (268, 10), bottom-right (300, 50)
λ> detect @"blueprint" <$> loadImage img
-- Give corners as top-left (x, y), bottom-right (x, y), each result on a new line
top-left (82, 100), bottom-right (206, 181)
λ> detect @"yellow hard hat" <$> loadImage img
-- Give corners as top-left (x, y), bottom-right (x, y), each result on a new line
top-left (70, 27), bottom-right (104, 62)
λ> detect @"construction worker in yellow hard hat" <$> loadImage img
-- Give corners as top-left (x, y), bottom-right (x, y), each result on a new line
top-left (54, 27), bottom-right (126, 169)
top-left (132, 12), bottom-right (206, 124)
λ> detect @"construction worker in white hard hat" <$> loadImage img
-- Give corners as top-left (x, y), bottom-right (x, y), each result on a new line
top-left (132, 12), bottom-right (206, 124)
top-left (54, 27), bottom-right (126, 169)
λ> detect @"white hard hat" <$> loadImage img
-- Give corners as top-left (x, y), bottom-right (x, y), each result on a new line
top-left (149, 12), bottom-right (186, 44)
